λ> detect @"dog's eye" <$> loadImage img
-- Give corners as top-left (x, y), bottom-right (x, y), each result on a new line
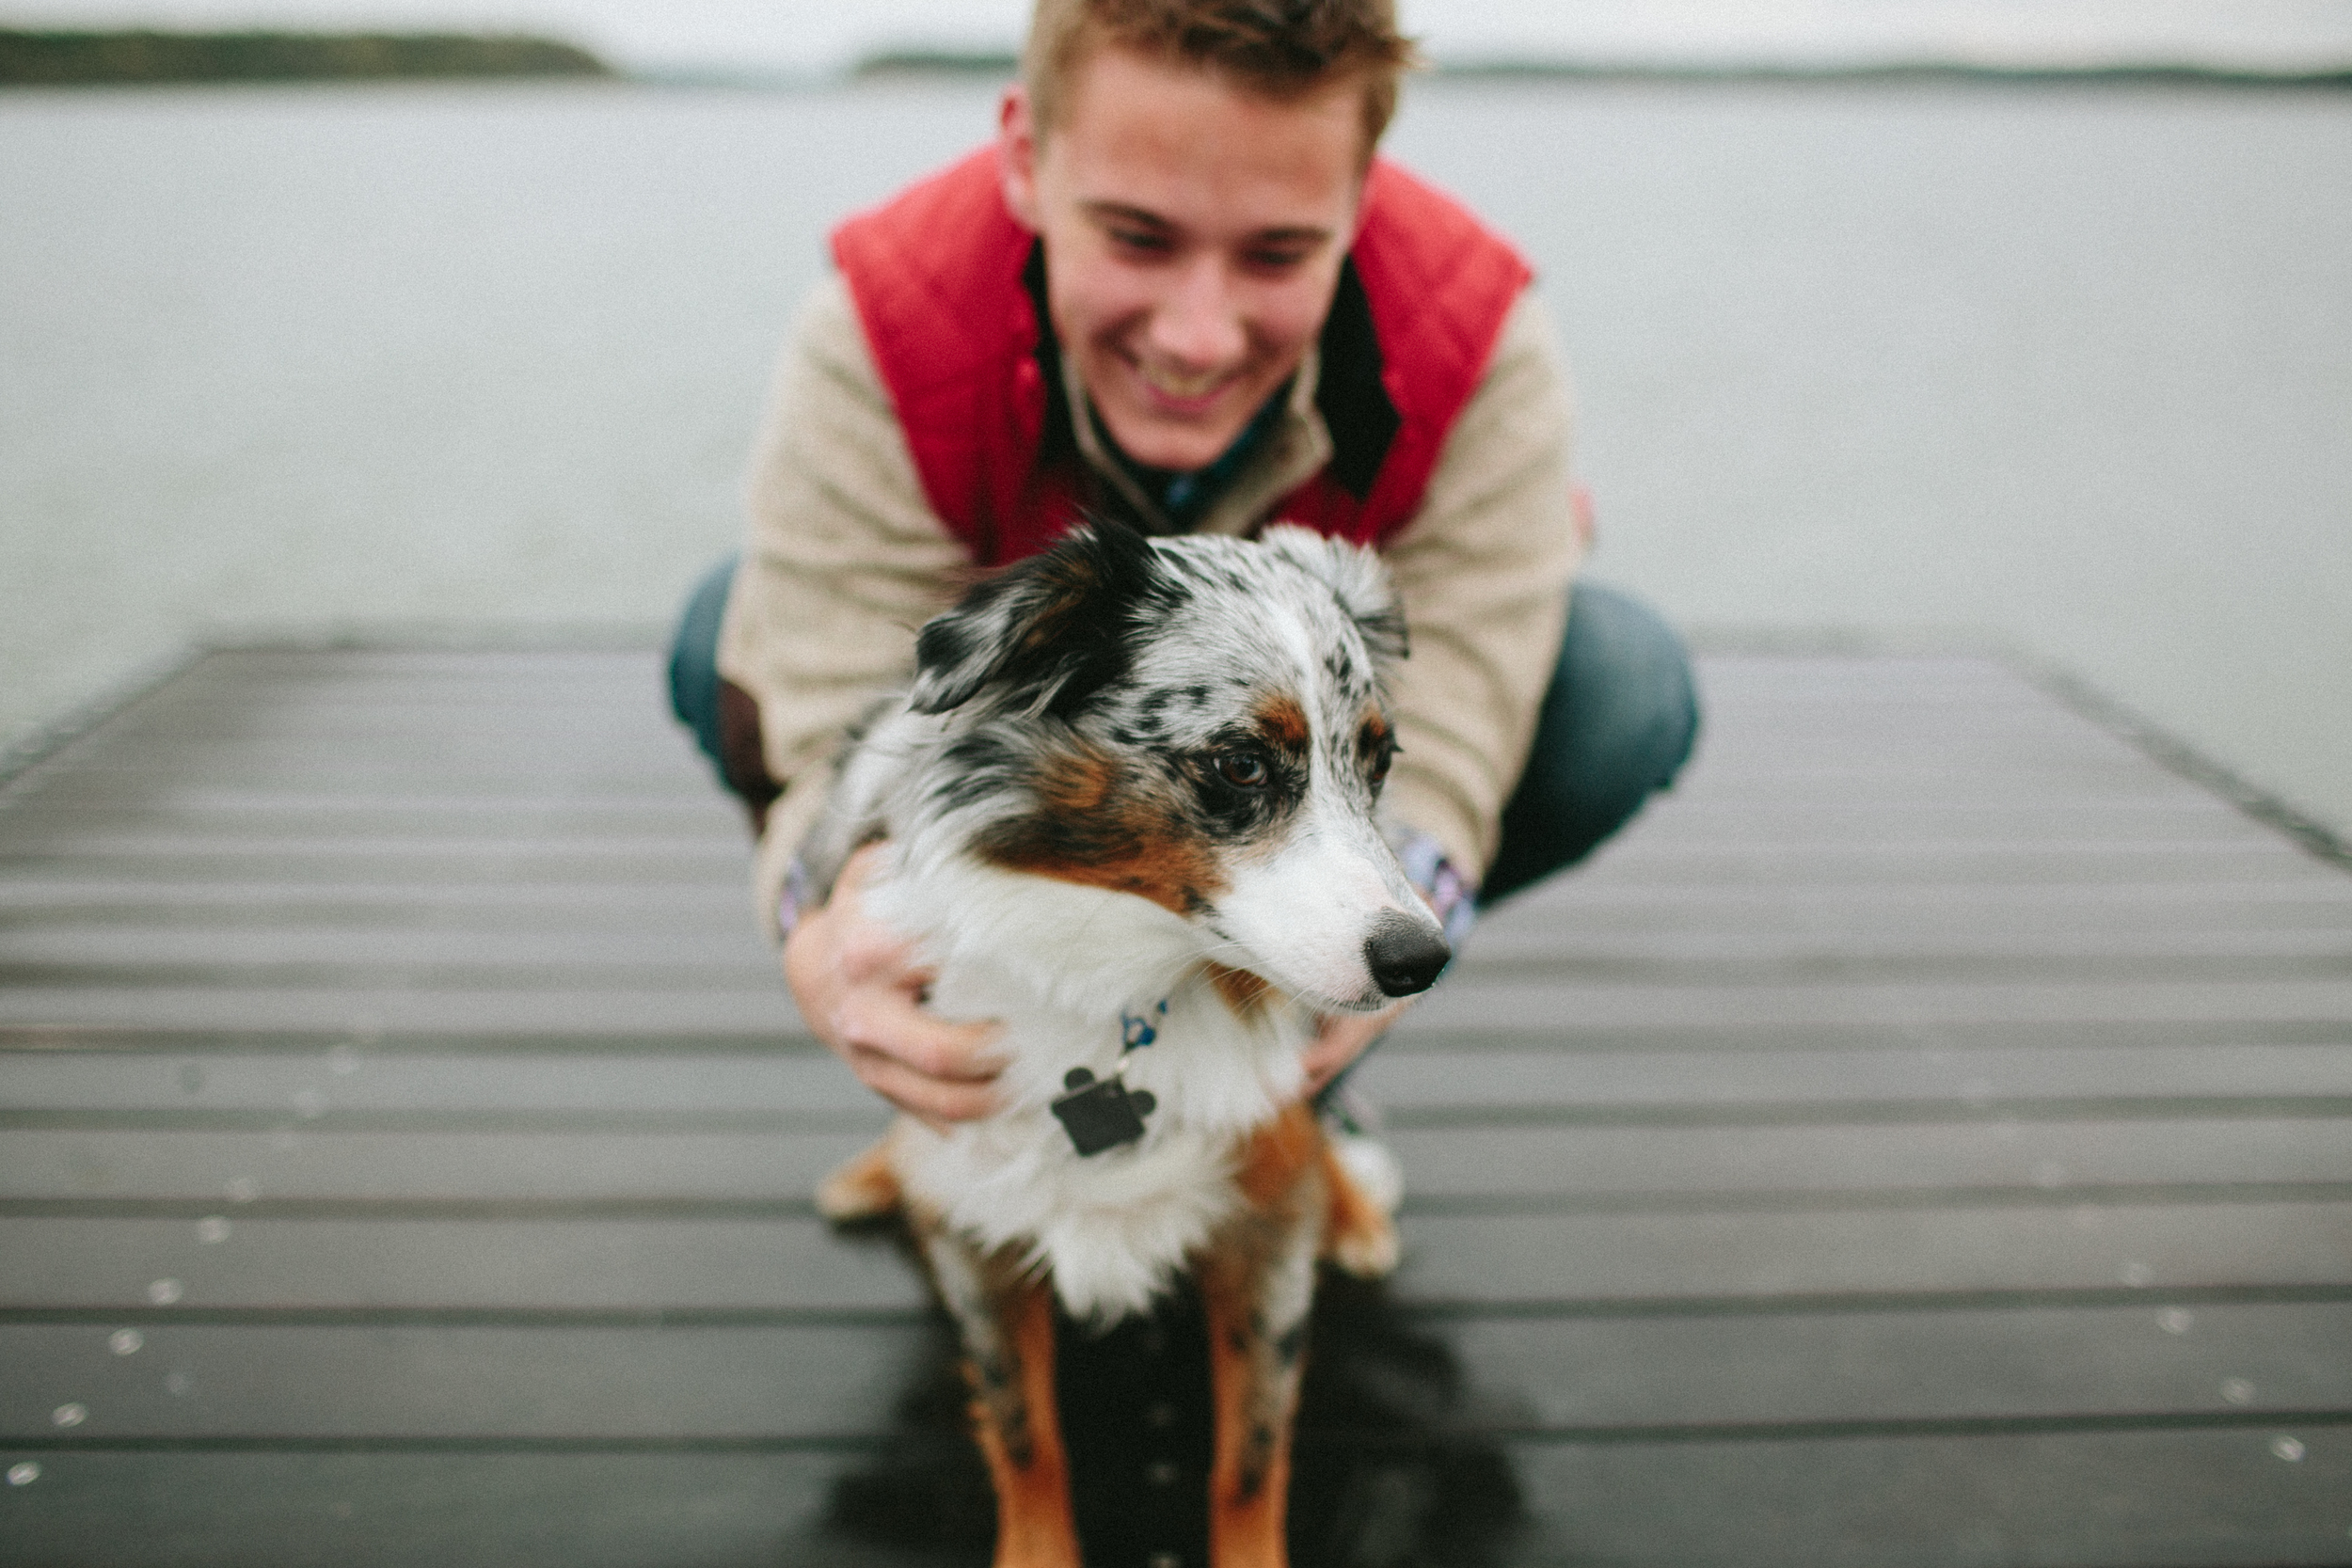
top-left (1216, 752), bottom-right (1270, 788)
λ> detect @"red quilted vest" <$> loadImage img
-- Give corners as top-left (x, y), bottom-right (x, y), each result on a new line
top-left (831, 148), bottom-right (1531, 567)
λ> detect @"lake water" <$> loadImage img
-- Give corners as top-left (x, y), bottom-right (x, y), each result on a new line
top-left (2, 76), bottom-right (2347, 834)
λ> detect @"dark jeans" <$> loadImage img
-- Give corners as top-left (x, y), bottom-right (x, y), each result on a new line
top-left (668, 558), bottom-right (1699, 906)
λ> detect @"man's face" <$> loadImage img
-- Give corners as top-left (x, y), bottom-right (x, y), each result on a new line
top-left (999, 46), bottom-right (1365, 472)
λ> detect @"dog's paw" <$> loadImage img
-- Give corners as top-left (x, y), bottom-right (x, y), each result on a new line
top-left (1322, 1132), bottom-right (1404, 1278)
top-left (1327, 1206), bottom-right (1401, 1278)
top-left (817, 1139), bottom-right (904, 1225)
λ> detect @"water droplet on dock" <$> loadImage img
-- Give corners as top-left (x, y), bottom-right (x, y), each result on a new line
top-left (2221, 1378), bottom-right (2255, 1405)
top-left (165, 1372), bottom-right (191, 1397)
top-left (7, 1463), bottom-right (38, 1486)
top-left (51, 1403), bottom-right (87, 1428)
top-left (225, 1178), bottom-right (258, 1203)
top-left (2119, 1262), bottom-right (2152, 1286)
top-left (2271, 1435), bottom-right (2305, 1463)
top-left (109, 1329), bottom-right (143, 1356)
top-left (196, 1216), bottom-right (230, 1244)
top-left (147, 1278), bottom-right (184, 1306)
top-left (2156, 1308), bottom-right (2193, 1335)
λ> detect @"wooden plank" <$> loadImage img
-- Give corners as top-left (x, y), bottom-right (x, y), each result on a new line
top-left (0, 1129), bottom-right (886, 1205)
top-left (0, 927), bottom-right (785, 974)
top-left (1399, 976), bottom-right (2352, 1034)
top-left (1558, 842), bottom-right (2328, 886)
top-left (0, 986), bottom-right (810, 1036)
top-left (0, 880), bottom-right (751, 922)
top-left (1364, 1048), bottom-right (2352, 1123)
top-left (1505, 1429), bottom-right (2352, 1568)
top-left (0, 1433), bottom-right (2343, 1568)
top-left (0, 1215), bottom-right (929, 1314)
top-left (0, 1323), bottom-right (920, 1440)
top-left (1391, 1204), bottom-right (2352, 1306)
top-left (0, 837), bottom-right (746, 879)
top-left (8, 1040), bottom-right (2349, 1119)
top-left (11, 974), bottom-right (2350, 1037)
top-left (0, 1050), bottom-right (866, 1117)
top-left (6, 1202), bottom-right (2347, 1314)
top-left (0, 798), bottom-right (743, 842)
top-left (5, 1303), bottom-right (2346, 1440)
top-left (8, 924), bottom-right (2346, 988)
top-left (0, 1452), bottom-right (852, 1568)
top-left (7, 1118), bottom-right (2347, 1208)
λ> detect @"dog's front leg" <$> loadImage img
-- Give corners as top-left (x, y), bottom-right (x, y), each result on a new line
top-left (1200, 1108), bottom-right (1327, 1566)
top-left (918, 1222), bottom-right (1083, 1568)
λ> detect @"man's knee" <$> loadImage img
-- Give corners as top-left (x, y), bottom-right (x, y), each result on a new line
top-left (1555, 580), bottom-right (1700, 795)
top-left (1483, 581), bottom-right (1699, 903)
top-left (668, 556), bottom-right (738, 766)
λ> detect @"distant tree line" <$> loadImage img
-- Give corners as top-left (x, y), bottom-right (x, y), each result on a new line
top-left (0, 29), bottom-right (614, 86)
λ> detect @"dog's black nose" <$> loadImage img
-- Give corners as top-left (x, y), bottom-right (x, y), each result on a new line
top-left (1364, 911), bottom-right (1452, 998)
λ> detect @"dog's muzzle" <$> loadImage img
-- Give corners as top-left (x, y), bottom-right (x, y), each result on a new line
top-left (1363, 911), bottom-right (1452, 998)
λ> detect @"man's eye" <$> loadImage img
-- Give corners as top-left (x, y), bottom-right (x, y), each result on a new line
top-left (1216, 752), bottom-right (1270, 788)
top-left (1109, 229), bottom-right (1170, 254)
top-left (1245, 247), bottom-right (1309, 270)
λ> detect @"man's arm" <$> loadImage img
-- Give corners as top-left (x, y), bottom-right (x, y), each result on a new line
top-left (718, 275), bottom-right (971, 939)
top-left (720, 277), bottom-right (1007, 1117)
top-left (1377, 290), bottom-right (1585, 882)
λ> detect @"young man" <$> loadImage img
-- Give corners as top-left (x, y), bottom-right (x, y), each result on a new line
top-left (672, 0), bottom-right (1698, 1126)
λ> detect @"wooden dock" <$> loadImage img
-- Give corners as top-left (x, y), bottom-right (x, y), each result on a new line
top-left (2, 646), bottom-right (2348, 1566)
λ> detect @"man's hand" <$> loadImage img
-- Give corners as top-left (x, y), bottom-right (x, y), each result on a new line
top-left (1299, 1001), bottom-right (1409, 1101)
top-left (783, 841), bottom-right (1004, 1131)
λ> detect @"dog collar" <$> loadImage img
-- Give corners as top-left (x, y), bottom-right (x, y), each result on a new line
top-left (1051, 1000), bottom-right (1167, 1157)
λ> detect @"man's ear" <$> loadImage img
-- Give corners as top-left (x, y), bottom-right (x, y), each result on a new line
top-left (997, 86), bottom-right (1042, 232)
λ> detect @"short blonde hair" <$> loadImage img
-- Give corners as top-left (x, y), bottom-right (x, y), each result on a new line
top-left (1023, 0), bottom-right (1418, 157)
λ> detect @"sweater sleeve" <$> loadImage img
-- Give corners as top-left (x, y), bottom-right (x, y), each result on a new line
top-left (1376, 290), bottom-right (1584, 884)
top-left (717, 274), bottom-right (970, 941)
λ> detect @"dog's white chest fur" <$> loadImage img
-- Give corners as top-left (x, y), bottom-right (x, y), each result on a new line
top-left (869, 857), bottom-right (1309, 1321)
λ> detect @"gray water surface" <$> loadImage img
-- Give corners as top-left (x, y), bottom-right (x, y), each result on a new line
top-left (2, 77), bottom-right (2347, 832)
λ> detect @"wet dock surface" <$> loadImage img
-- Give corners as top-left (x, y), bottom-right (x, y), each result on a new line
top-left (2, 647), bottom-right (2348, 1566)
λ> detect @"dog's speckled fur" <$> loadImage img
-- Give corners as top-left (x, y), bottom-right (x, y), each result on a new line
top-left (808, 523), bottom-right (1446, 1566)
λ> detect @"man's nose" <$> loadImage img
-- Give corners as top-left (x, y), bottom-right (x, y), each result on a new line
top-left (1148, 257), bottom-right (1246, 370)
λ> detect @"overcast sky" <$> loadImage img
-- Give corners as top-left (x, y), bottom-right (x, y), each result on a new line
top-left (8, 0), bottom-right (2351, 74)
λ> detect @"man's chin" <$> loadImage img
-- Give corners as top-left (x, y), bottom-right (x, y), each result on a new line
top-left (1092, 409), bottom-right (1220, 467)
top-left (1095, 381), bottom-right (1260, 470)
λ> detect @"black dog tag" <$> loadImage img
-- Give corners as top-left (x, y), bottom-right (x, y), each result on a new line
top-left (1051, 1068), bottom-right (1158, 1157)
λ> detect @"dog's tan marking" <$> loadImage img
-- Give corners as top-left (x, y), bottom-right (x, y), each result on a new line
top-left (815, 1136), bottom-right (902, 1223)
top-left (1235, 1102), bottom-right (1320, 1207)
top-left (917, 1219), bottom-right (1084, 1568)
top-left (1200, 1105), bottom-right (1327, 1565)
top-left (1202, 961), bottom-right (1275, 1021)
top-left (977, 745), bottom-right (1227, 917)
top-left (1255, 693), bottom-right (1311, 754)
top-left (970, 1271), bottom-right (1082, 1568)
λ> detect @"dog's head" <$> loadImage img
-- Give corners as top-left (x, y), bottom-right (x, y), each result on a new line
top-left (908, 522), bottom-right (1450, 1013)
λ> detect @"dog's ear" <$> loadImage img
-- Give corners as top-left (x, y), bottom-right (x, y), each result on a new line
top-left (1257, 525), bottom-right (1408, 667)
top-left (910, 521), bottom-right (1164, 717)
